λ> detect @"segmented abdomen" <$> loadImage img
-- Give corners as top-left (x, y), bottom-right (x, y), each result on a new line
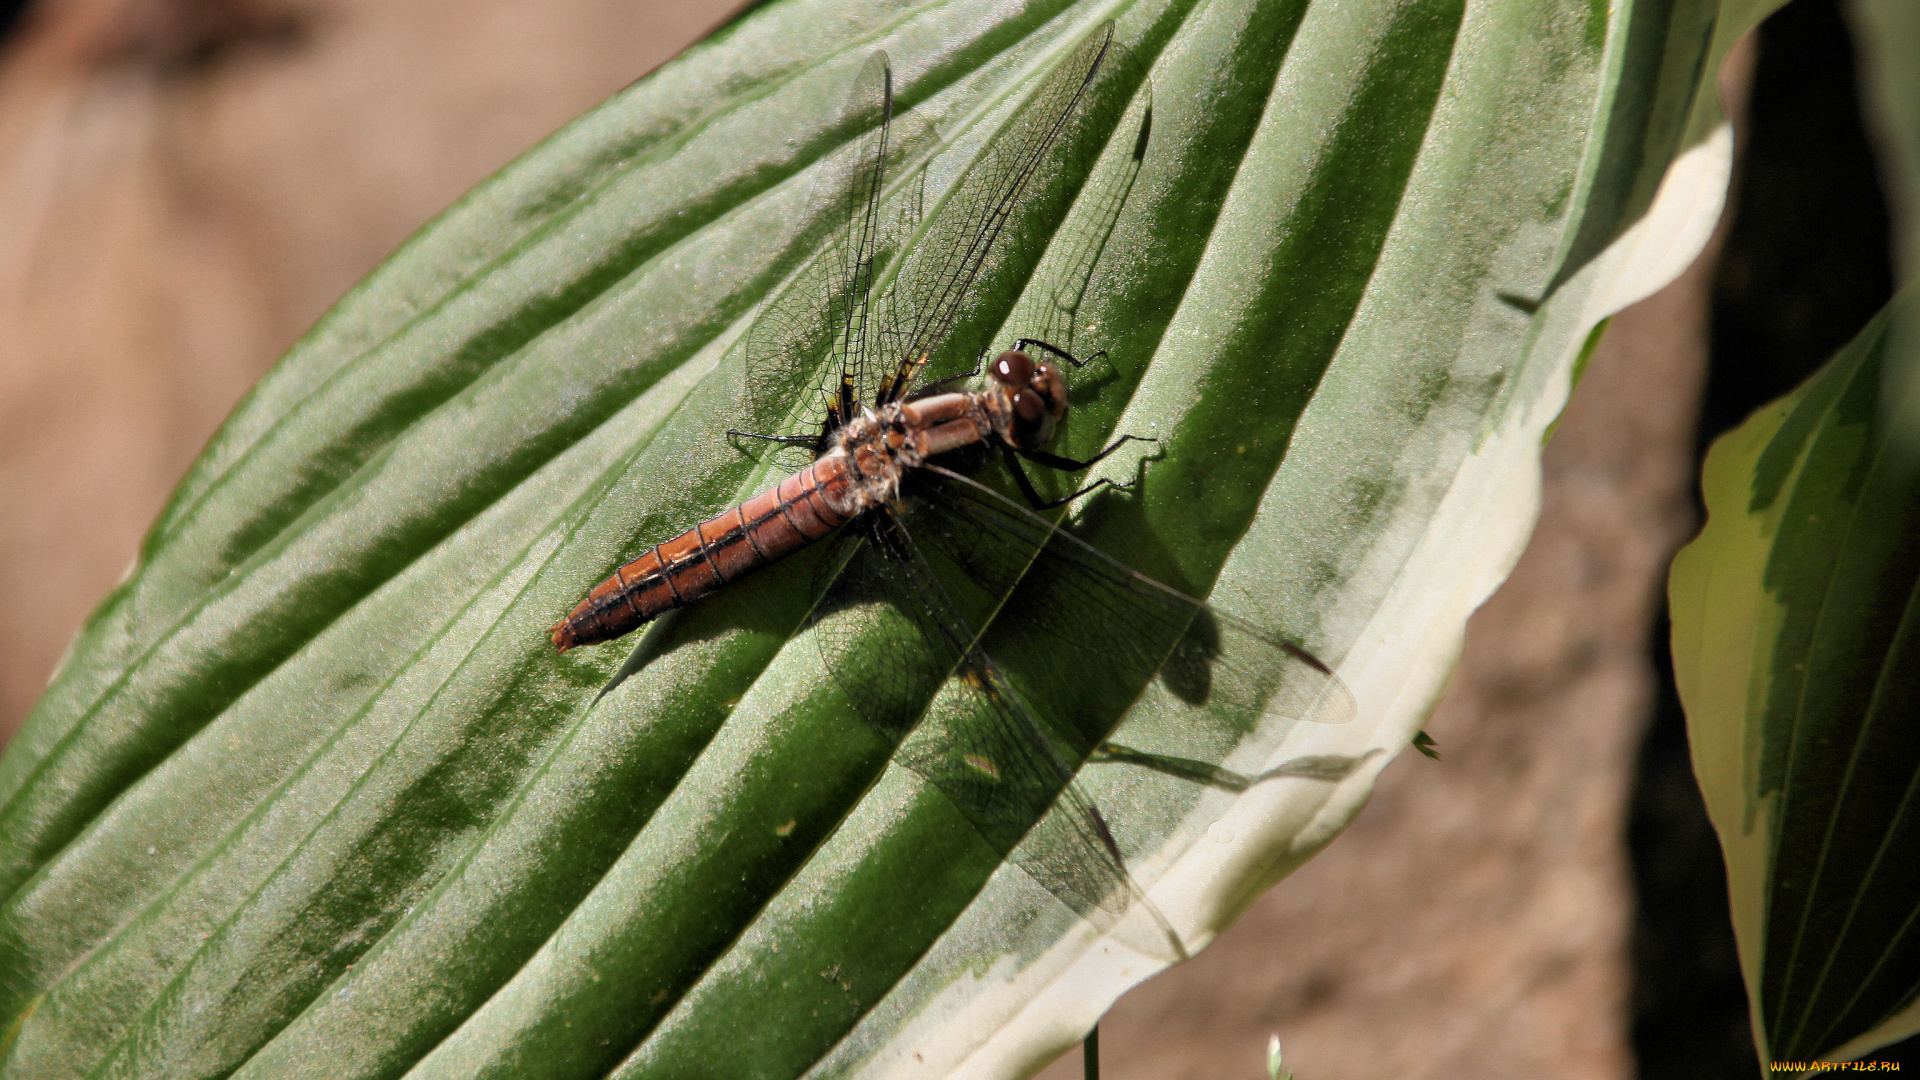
top-left (549, 454), bottom-right (857, 651)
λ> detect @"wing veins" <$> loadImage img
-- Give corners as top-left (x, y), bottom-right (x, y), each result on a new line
top-left (876, 25), bottom-right (1116, 403)
top-left (915, 465), bottom-right (1355, 725)
top-left (864, 506), bottom-right (1142, 925)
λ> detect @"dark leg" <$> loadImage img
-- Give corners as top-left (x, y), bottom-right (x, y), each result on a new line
top-left (725, 429), bottom-right (817, 447)
top-left (1019, 432), bottom-right (1156, 473)
top-left (1083, 1023), bottom-right (1099, 1080)
top-left (913, 358), bottom-right (985, 396)
top-left (1014, 337), bottom-right (1108, 369)
top-left (1004, 449), bottom-right (1126, 511)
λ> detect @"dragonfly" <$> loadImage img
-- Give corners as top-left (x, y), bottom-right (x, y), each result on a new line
top-left (551, 24), bottom-right (1352, 954)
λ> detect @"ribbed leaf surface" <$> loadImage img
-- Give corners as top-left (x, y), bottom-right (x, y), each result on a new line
top-left (1673, 291), bottom-right (1920, 1066)
top-left (0, 0), bottom-right (1753, 1076)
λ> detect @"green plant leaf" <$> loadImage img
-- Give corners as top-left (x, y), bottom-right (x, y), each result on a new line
top-left (1672, 286), bottom-right (1920, 1068)
top-left (1847, 0), bottom-right (1920, 466)
top-left (0, 0), bottom-right (1758, 1076)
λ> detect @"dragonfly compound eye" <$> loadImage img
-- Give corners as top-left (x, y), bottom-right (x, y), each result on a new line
top-left (1032, 362), bottom-right (1069, 421)
top-left (991, 350), bottom-right (1034, 387)
top-left (1011, 389), bottom-right (1054, 447)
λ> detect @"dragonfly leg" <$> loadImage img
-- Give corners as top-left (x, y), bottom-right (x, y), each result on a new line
top-left (725, 428), bottom-right (817, 447)
top-left (915, 358), bottom-right (985, 396)
top-left (1020, 432), bottom-right (1156, 473)
top-left (1014, 337), bottom-right (1108, 369)
top-left (1004, 448), bottom-right (1128, 510)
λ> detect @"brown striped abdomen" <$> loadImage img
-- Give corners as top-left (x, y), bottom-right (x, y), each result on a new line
top-left (550, 453), bottom-right (859, 651)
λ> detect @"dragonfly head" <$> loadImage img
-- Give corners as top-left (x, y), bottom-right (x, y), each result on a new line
top-left (985, 349), bottom-right (1068, 451)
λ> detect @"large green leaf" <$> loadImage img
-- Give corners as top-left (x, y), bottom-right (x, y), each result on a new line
top-left (0, 0), bottom-right (1753, 1076)
top-left (1672, 289), bottom-right (1920, 1068)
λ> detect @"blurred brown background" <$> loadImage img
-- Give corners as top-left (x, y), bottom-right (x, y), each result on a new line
top-left (0, 0), bottom-right (1895, 1076)
top-left (0, 0), bottom-right (736, 735)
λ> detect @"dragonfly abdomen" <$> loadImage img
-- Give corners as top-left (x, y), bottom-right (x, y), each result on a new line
top-left (550, 394), bottom-right (995, 652)
top-left (550, 453), bottom-right (861, 651)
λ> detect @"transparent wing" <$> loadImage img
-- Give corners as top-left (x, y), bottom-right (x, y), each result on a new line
top-left (740, 53), bottom-right (895, 453)
top-left (907, 465), bottom-right (1354, 740)
top-left (870, 23), bottom-right (1119, 405)
top-left (1005, 80), bottom-right (1150, 357)
top-left (804, 465), bottom-right (1349, 945)
top-left (808, 507), bottom-right (1145, 935)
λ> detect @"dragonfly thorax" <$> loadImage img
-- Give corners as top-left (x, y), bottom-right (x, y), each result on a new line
top-left (822, 355), bottom-right (1070, 520)
top-left (825, 396), bottom-right (984, 516)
